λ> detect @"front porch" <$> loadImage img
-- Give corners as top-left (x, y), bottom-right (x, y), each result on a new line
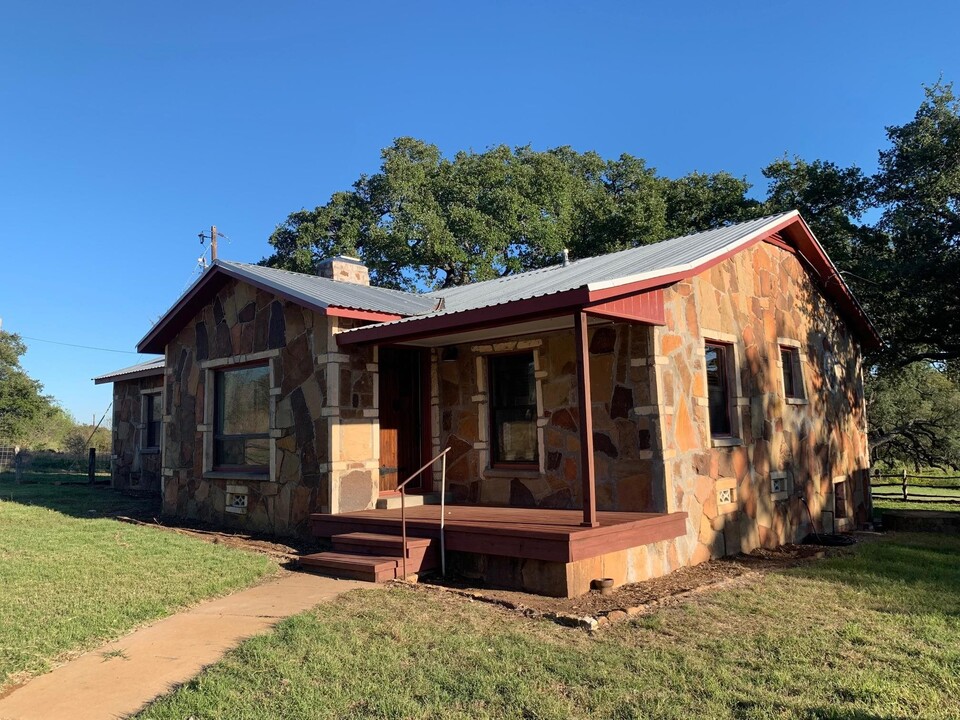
top-left (307, 505), bottom-right (688, 597)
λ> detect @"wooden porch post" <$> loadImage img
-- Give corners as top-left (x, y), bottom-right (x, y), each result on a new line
top-left (574, 311), bottom-right (599, 528)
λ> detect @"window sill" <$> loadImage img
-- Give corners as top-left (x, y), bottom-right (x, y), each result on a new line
top-left (785, 397), bottom-right (809, 406)
top-left (203, 471), bottom-right (270, 483)
top-left (484, 466), bottom-right (541, 479)
top-left (139, 447), bottom-right (160, 455)
top-left (710, 437), bottom-right (743, 448)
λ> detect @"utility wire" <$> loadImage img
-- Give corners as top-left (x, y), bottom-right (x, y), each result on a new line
top-left (17, 336), bottom-right (139, 354)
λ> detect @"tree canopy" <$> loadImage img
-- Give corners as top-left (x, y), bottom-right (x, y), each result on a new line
top-left (0, 331), bottom-right (65, 445)
top-left (262, 139), bottom-right (760, 290)
top-left (262, 82), bottom-right (960, 468)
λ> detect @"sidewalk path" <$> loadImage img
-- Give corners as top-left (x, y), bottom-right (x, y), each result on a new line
top-left (0, 572), bottom-right (366, 720)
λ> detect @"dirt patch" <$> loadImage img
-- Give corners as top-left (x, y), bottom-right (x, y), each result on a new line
top-left (410, 542), bottom-right (850, 627)
top-left (114, 516), bottom-right (324, 566)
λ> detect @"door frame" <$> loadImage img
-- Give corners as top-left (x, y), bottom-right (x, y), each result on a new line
top-left (378, 346), bottom-right (432, 495)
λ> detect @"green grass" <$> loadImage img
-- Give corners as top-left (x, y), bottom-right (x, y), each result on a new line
top-left (0, 471), bottom-right (278, 688)
top-left (138, 533), bottom-right (960, 720)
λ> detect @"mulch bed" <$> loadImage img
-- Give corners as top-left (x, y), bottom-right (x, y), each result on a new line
top-left (410, 542), bottom-right (849, 629)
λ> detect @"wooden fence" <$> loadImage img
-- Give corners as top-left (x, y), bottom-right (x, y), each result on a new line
top-left (872, 471), bottom-right (960, 505)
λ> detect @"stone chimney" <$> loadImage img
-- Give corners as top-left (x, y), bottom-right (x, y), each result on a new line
top-left (315, 256), bottom-right (370, 286)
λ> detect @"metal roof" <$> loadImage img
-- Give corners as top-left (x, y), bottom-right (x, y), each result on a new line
top-left (425, 212), bottom-right (794, 313)
top-left (93, 357), bottom-right (165, 385)
top-left (339, 212), bottom-right (798, 335)
top-left (217, 261), bottom-right (439, 316)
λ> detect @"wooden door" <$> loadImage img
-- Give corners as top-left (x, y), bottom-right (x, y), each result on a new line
top-left (378, 347), bottom-right (423, 493)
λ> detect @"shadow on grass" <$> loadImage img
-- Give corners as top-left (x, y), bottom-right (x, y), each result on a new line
top-left (0, 471), bottom-right (161, 520)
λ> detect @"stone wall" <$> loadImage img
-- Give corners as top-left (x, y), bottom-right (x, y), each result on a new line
top-left (655, 241), bottom-right (871, 565)
top-left (161, 278), bottom-right (335, 537)
top-left (111, 374), bottom-right (163, 493)
top-left (434, 323), bottom-right (663, 514)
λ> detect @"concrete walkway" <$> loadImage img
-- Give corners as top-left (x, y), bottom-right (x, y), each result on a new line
top-left (0, 572), bottom-right (366, 720)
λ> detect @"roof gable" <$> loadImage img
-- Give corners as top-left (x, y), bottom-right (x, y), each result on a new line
top-left (137, 261), bottom-right (439, 354)
top-left (133, 211), bottom-right (880, 356)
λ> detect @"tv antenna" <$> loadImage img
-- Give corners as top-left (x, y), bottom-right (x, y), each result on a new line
top-left (198, 225), bottom-right (230, 268)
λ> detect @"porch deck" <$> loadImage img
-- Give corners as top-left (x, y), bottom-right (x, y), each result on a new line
top-left (310, 505), bottom-right (688, 564)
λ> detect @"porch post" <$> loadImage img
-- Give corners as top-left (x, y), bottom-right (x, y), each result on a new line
top-left (574, 311), bottom-right (599, 528)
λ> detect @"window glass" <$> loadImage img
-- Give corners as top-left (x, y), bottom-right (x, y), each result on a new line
top-left (489, 353), bottom-right (538, 464)
top-left (781, 346), bottom-right (805, 400)
top-left (705, 343), bottom-right (732, 436)
top-left (145, 394), bottom-right (162, 449)
top-left (215, 365), bottom-right (270, 469)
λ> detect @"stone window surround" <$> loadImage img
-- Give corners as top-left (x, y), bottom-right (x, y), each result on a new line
top-left (770, 470), bottom-right (790, 501)
top-left (471, 340), bottom-right (546, 475)
top-left (138, 388), bottom-right (163, 455)
top-left (199, 349), bottom-right (281, 483)
top-left (716, 476), bottom-right (739, 514)
top-left (776, 337), bottom-right (809, 406)
top-left (700, 330), bottom-right (745, 447)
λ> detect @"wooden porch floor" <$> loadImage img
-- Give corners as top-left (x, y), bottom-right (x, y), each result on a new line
top-left (310, 505), bottom-right (688, 563)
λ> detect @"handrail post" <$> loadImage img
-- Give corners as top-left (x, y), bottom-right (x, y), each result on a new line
top-left (440, 450), bottom-right (447, 577)
top-left (400, 487), bottom-right (407, 580)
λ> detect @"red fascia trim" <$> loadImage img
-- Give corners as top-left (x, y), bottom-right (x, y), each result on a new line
top-left (326, 306), bottom-right (404, 323)
top-left (336, 288), bottom-right (591, 346)
top-left (583, 288), bottom-right (666, 325)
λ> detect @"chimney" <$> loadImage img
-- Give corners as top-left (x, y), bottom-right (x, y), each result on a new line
top-left (315, 256), bottom-right (370, 286)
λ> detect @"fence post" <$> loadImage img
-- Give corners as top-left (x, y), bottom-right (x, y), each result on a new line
top-left (14, 446), bottom-right (22, 485)
top-left (901, 468), bottom-right (908, 501)
top-left (88, 448), bottom-right (96, 484)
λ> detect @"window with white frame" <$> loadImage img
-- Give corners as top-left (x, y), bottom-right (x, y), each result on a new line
top-left (144, 393), bottom-right (162, 450)
top-left (705, 342), bottom-right (736, 438)
top-left (780, 345), bottom-right (805, 401)
top-left (488, 352), bottom-right (538, 466)
top-left (214, 364), bottom-right (270, 471)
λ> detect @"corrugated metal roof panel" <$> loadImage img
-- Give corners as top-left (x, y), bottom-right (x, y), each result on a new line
top-left (338, 212), bottom-right (795, 334)
top-left (93, 357), bottom-right (165, 384)
top-left (426, 212), bottom-right (793, 312)
top-left (218, 261), bottom-right (440, 316)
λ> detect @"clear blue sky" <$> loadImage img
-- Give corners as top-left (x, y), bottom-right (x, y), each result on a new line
top-left (1, 1), bottom-right (958, 426)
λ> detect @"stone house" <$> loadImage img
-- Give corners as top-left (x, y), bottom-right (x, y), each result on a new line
top-left (95, 211), bottom-right (879, 596)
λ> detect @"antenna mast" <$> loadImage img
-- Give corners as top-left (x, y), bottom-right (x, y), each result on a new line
top-left (198, 225), bottom-right (221, 268)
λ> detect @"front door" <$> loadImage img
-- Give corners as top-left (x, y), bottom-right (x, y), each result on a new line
top-left (378, 347), bottom-right (423, 493)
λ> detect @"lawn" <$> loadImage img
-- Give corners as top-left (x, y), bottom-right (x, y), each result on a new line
top-left (138, 533), bottom-right (960, 720)
top-left (0, 472), bottom-right (278, 689)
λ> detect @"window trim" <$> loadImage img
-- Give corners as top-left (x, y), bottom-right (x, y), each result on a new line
top-left (143, 392), bottom-right (162, 451)
top-left (212, 362), bottom-right (271, 473)
top-left (704, 340), bottom-right (738, 442)
top-left (778, 340), bottom-right (807, 404)
top-left (487, 351), bottom-right (540, 469)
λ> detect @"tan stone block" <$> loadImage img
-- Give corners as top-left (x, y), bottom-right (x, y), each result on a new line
top-left (339, 420), bottom-right (373, 461)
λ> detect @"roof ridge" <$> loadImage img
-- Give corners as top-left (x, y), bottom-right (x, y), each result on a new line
top-left (221, 260), bottom-right (428, 301)
top-left (426, 211), bottom-right (793, 297)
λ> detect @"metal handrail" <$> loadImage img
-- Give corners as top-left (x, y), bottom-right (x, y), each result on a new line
top-left (397, 447), bottom-right (451, 580)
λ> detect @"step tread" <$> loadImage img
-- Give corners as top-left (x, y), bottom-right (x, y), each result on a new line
top-left (299, 551), bottom-right (399, 573)
top-left (332, 532), bottom-right (434, 549)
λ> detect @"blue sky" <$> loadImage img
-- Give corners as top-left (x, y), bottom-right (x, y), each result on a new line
top-left (1, 1), bottom-right (958, 425)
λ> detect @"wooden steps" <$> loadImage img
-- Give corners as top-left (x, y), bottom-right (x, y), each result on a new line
top-left (299, 532), bottom-right (438, 583)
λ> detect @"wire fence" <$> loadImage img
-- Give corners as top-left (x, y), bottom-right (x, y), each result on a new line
top-left (0, 445), bottom-right (112, 478)
top-left (872, 470), bottom-right (960, 505)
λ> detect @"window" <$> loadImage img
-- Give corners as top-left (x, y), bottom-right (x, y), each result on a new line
top-left (489, 353), bottom-right (538, 465)
top-left (214, 364), bottom-right (270, 470)
top-left (780, 345), bottom-right (805, 400)
top-left (705, 343), bottom-right (733, 437)
top-left (145, 393), bottom-right (162, 449)
top-left (834, 479), bottom-right (849, 519)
